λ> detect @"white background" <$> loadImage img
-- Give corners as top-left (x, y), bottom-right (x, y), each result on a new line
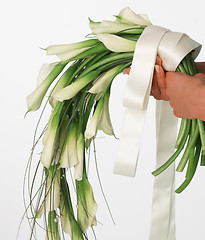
top-left (1, 0), bottom-right (205, 239)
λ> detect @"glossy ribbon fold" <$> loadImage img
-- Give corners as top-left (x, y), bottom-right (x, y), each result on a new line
top-left (114, 25), bottom-right (201, 239)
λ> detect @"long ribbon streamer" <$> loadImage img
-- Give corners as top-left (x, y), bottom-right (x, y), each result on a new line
top-left (114, 25), bottom-right (201, 239)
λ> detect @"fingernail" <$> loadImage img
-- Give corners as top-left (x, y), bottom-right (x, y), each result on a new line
top-left (154, 65), bottom-right (159, 73)
top-left (123, 67), bottom-right (130, 75)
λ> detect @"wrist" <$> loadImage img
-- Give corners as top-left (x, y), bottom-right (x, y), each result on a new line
top-left (193, 73), bottom-right (205, 120)
top-left (196, 62), bottom-right (205, 74)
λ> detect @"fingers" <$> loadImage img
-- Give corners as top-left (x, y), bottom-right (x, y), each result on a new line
top-left (151, 65), bottom-right (169, 100)
top-left (155, 56), bottom-right (162, 66)
top-left (156, 65), bottom-right (170, 100)
top-left (124, 67), bottom-right (131, 75)
top-left (151, 66), bottom-right (161, 100)
top-left (124, 56), bottom-right (162, 75)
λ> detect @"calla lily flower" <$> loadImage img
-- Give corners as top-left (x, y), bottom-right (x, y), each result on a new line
top-left (96, 33), bottom-right (136, 52)
top-left (59, 121), bottom-right (78, 168)
top-left (49, 63), bottom-right (78, 108)
top-left (40, 113), bottom-right (60, 168)
top-left (36, 62), bottom-right (58, 86)
top-left (77, 179), bottom-right (98, 232)
top-left (42, 102), bottom-right (62, 146)
top-left (53, 70), bottom-right (100, 102)
top-left (54, 47), bottom-right (91, 61)
top-left (60, 195), bottom-right (84, 240)
top-left (92, 20), bottom-right (141, 34)
top-left (45, 39), bottom-right (99, 61)
top-left (116, 7), bottom-right (152, 26)
top-left (36, 169), bottom-right (60, 218)
top-left (88, 65), bottom-right (122, 94)
top-left (89, 18), bottom-right (101, 30)
top-left (26, 62), bottom-right (66, 112)
top-left (98, 90), bottom-right (114, 136)
top-left (45, 211), bottom-right (60, 240)
top-left (84, 99), bottom-right (103, 140)
top-left (60, 197), bottom-right (72, 236)
top-left (74, 132), bottom-right (84, 180)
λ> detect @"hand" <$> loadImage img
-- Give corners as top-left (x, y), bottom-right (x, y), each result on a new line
top-left (165, 72), bottom-right (205, 120)
top-left (125, 59), bottom-right (205, 120)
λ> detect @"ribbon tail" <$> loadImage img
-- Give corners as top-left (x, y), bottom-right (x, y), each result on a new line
top-left (149, 101), bottom-right (178, 240)
top-left (114, 108), bottom-right (147, 177)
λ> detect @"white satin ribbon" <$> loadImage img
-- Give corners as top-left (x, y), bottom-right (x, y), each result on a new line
top-left (114, 25), bottom-right (201, 239)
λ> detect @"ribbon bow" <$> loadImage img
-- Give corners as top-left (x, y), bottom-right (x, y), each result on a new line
top-left (114, 25), bottom-right (201, 239)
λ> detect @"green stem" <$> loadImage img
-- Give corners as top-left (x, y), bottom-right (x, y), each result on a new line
top-left (197, 119), bottom-right (205, 150)
top-left (176, 120), bottom-right (199, 172)
top-left (175, 145), bottom-right (200, 193)
top-left (152, 119), bottom-right (191, 176)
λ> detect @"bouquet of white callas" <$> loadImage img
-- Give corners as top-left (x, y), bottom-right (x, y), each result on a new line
top-left (24, 7), bottom-right (204, 239)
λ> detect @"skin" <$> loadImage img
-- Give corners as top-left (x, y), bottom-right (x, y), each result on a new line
top-left (152, 60), bottom-right (205, 121)
top-left (125, 58), bottom-right (205, 121)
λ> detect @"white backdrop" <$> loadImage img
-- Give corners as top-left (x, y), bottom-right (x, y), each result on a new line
top-left (1, 0), bottom-right (205, 239)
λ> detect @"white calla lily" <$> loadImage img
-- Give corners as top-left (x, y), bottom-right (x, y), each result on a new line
top-left (36, 169), bottom-right (61, 218)
top-left (59, 121), bottom-right (78, 168)
top-left (49, 63), bottom-right (78, 108)
top-left (37, 62), bottom-right (58, 86)
top-left (74, 133), bottom-right (84, 180)
top-left (60, 197), bottom-right (72, 236)
top-left (53, 70), bottom-right (100, 102)
top-left (45, 39), bottom-right (99, 61)
top-left (84, 99), bottom-right (103, 139)
top-left (42, 103), bottom-right (62, 146)
top-left (77, 179), bottom-right (98, 232)
top-left (116, 7), bottom-right (152, 26)
top-left (26, 62), bottom-right (65, 112)
top-left (89, 18), bottom-right (101, 30)
top-left (98, 90), bottom-right (114, 136)
top-left (96, 33), bottom-right (136, 52)
top-left (46, 39), bottom-right (99, 55)
top-left (55, 47), bottom-right (90, 61)
top-left (92, 20), bottom-right (140, 34)
top-left (40, 114), bottom-right (60, 168)
top-left (89, 66), bottom-right (121, 93)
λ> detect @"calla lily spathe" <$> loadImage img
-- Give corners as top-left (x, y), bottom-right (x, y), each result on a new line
top-left (117, 7), bottom-right (152, 26)
top-left (46, 39), bottom-right (99, 55)
top-left (60, 197), bottom-right (72, 236)
top-left (59, 121), bottom-right (78, 169)
top-left (84, 99), bottom-right (103, 140)
top-left (26, 62), bottom-right (66, 112)
top-left (96, 33), bottom-right (136, 52)
top-left (98, 90), bottom-right (114, 136)
top-left (53, 70), bottom-right (100, 102)
top-left (49, 63), bottom-right (78, 108)
top-left (36, 62), bottom-right (58, 86)
top-left (54, 47), bottom-right (91, 61)
top-left (74, 133), bottom-right (84, 180)
top-left (89, 65), bottom-right (122, 94)
top-left (40, 113), bottom-right (60, 168)
top-left (45, 39), bottom-right (99, 61)
top-left (42, 103), bottom-right (60, 146)
top-left (36, 169), bottom-right (61, 218)
top-left (91, 20), bottom-right (141, 34)
top-left (77, 179), bottom-right (98, 232)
